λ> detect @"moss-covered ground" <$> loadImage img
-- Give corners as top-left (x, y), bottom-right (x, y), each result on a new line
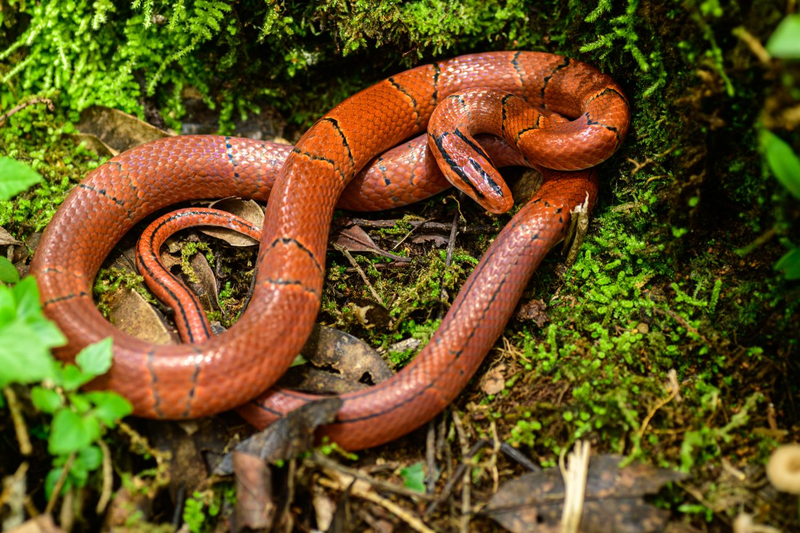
top-left (1, 0), bottom-right (799, 531)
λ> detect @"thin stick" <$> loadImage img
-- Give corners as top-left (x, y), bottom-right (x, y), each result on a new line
top-left (392, 218), bottom-right (433, 250)
top-left (332, 243), bottom-right (384, 305)
top-left (499, 443), bottom-right (541, 472)
top-left (425, 420), bottom-right (437, 494)
top-left (732, 27), bottom-right (771, 66)
top-left (438, 202), bottom-right (461, 310)
top-left (489, 422), bottom-right (501, 494)
top-left (559, 441), bottom-right (591, 533)
top-left (3, 387), bottom-right (32, 455)
top-left (96, 439), bottom-right (113, 514)
top-left (452, 411), bottom-right (471, 533)
top-left (59, 487), bottom-right (75, 532)
top-left (424, 439), bottom-right (487, 517)
top-left (0, 97), bottom-right (54, 126)
top-left (638, 369), bottom-right (680, 440)
top-left (337, 231), bottom-right (411, 262)
top-left (317, 474), bottom-right (435, 533)
top-left (311, 452), bottom-right (437, 501)
top-left (45, 453), bottom-right (76, 515)
top-left (349, 218), bottom-right (495, 235)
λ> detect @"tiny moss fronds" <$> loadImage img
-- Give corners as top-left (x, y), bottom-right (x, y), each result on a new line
top-left (580, 0), bottom-right (668, 97)
top-left (93, 267), bottom-right (157, 317)
top-left (2, 0), bottom-right (799, 529)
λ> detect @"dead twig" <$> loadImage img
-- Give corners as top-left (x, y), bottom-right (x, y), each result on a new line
top-left (276, 458), bottom-right (297, 531)
top-left (424, 439), bottom-right (488, 517)
top-left (59, 487), bottom-right (74, 532)
top-left (425, 420), bottom-right (437, 494)
top-left (45, 453), bottom-right (76, 515)
top-left (311, 452), bottom-right (437, 501)
top-left (452, 411), bottom-right (471, 533)
top-left (499, 443), bottom-right (541, 472)
top-left (653, 306), bottom-right (713, 347)
top-left (95, 439), bottom-right (113, 514)
top-left (318, 473), bottom-right (435, 533)
top-left (392, 217), bottom-right (433, 250)
top-left (344, 261), bottom-right (410, 274)
top-left (627, 145), bottom-right (677, 176)
top-left (439, 198), bottom-right (462, 311)
top-left (336, 230), bottom-right (411, 262)
top-left (638, 369), bottom-right (680, 441)
top-left (679, 482), bottom-right (731, 527)
top-left (489, 422), bottom-right (501, 494)
top-left (0, 97), bottom-right (55, 126)
top-left (3, 387), bottom-right (32, 456)
top-left (332, 243), bottom-right (384, 305)
top-left (732, 27), bottom-right (771, 66)
top-left (349, 218), bottom-right (495, 235)
top-left (559, 441), bottom-right (591, 533)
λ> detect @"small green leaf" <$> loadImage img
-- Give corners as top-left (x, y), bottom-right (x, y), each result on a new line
top-left (0, 257), bottom-right (20, 284)
top-left (86, 390), bottom-right (133, 427)
top-left (77, 445), bottom-right (103, 471)
top-left (13, 276), bottom-right (42, 322)
top-left (75, 337), bottom-right (113, 378)
top-left (775, 248), bottom-right (800, 280)
top-left (0, 284), bottom-right (15, 325)
top-left (61, 364), bottom-right (93, 392)
top-left (0, 156), bottom-right (43, 201)
top-left (400, 461), bottom-right (426, 493)
top-left (762, 130), bottom-right (800, 201)
top-left (68, 461), bottom-right (90, 488)
top-left (48, 409), bottom-right (101, 455)
top-left (766, 14), bottom-right (800, 59)
top-left (0, 321), bottom-right (59, 388)
top-left (45, 467), bottom-right (72, 500)
top-left (68, 392), bottom-right (92, 414)
top-left (31, 387), bottom-right (63, 413)
top-left (27, 318), bottom-right (68, 348)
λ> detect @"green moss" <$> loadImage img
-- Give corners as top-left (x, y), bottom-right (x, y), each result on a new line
top-left (93, 267), bottom-right (157, 317)
top-left (179, 241), bottom-right (214, 283)
top-left (0, 109), bottom-right (101, 234)
top-left (2, 0), bottom-right (799, 528)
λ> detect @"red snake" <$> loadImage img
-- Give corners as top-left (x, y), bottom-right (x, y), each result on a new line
top-left (30, 52), bottom-right (630, 450)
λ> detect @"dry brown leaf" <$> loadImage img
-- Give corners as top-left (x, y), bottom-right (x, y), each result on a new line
top-left (107, 289), bottom-right (178, 345)
top-left (232, 452), bottom-right (274, 532)
top-left (0, 226), bottom-right (22, 246)
top-left (66, 132), bottom-right (118, 157)
top-left (515, 298), bottom-right (549, 327)
top-left (483, 454), bottom-right (686, 533)
top-left (280, 324), bottom-right (393, 394)
top-left (200, 199), bottom-right (264, 247)
top-left (75, 105), bottom-right (171, 153)
top-left (215, 398), bottom-right (343, 475)
top-left (410, 234), bottom-right (449, 247)
top-left (332, 223), bottom-right (411, 262)
top-left (480, 364), bottom-right (506, 395)
top-left (333, 224), bottom-right (380, 253)
top-left (186, 252), bottom-right (220, 314)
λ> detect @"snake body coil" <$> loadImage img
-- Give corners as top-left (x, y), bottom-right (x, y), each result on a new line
top-left (31, 52), bottom-right (630, 450)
